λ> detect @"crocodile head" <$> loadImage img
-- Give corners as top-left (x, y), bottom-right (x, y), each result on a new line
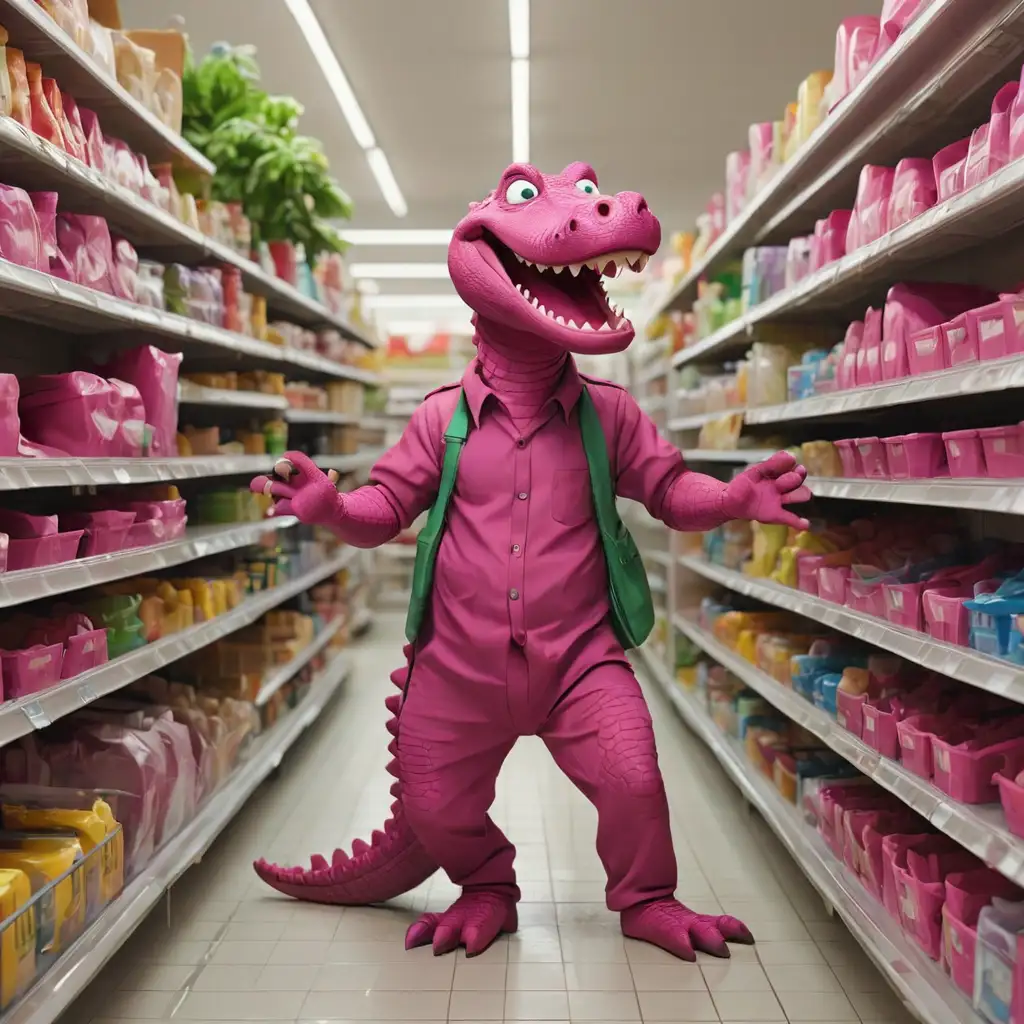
top-left (448, 162), bottom-right (661, 354)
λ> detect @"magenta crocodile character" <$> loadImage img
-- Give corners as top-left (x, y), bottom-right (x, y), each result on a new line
top-left (251, 162), bottom-right (811, 961)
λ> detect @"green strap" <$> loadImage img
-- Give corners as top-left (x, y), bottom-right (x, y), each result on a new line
top-left (578, 386), bottom-right (655, 649)
top-left (404, 391), bottom-right (470, 642)
top-left (405, 384), bottom-right (653, 650)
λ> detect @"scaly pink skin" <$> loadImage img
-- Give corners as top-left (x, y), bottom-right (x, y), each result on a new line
top-left (251, 163), bottom-right (810, 957)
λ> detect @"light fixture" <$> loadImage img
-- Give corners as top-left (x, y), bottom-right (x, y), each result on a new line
top-left (508, 0), bottom-right (529, 59)
top-left (350, 263), bottom-right (449, 279)
top-left (365, 148), bottom-right (408, 218)
top-left (283, 0), bottom-right (408, 217)
top-left (511, 59), bottom-right (529, 163)
top-left (340, 229), bottom-right (452, 246)
top-left (365, 293), bottom-right (471, 310)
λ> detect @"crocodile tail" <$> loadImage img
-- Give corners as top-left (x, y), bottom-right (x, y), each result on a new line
top-left (252, 643), bottom-right (438, 904)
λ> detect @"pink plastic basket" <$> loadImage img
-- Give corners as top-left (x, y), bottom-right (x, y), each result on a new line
top-left (60, 628), bottom-right (108, 679)
top-left (835, 439), bottom-right (862, 477)
top-left (0, 643), bottom-right (63, 698)
top-left (943, 429), bottom-right (985, 478)
top-left (862, 698), bottom-right (904, 759)
top-left (897, 713), bottom-right (951, 779)
top-left (979, 425), bottom-right (1024, 478)
top-left (855, 437), bottom-right (889, 478)
top-left (882, 433), bottom-right (946, 479)
top-left (972, 299), bottom-right (1024, 362)
top-left (6, 530), bottom-right (84, 572)
top-left (933, 733), bottom-right (1024, 804)
top-left (942, 312), bottom-right (978, 367)
top-left (818, 566), bottom-right (851, 605)
top-left (922, 587), bottom-right (970, 645)
top-left (907, 326), bottom-right (946, 375)
top-left (995, 766), bottom-right (1024, 838)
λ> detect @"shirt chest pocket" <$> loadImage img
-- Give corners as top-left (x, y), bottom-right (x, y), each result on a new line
top-left (552, 468), bottom-right (593, 526)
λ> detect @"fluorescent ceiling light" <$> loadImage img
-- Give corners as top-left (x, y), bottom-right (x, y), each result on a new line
top-left (350, 263), bottom-right (449, 279)
top-left (366, 148), bottom-right (408, 218)
top-left (283, 0), bottom-right (407, 218)
top-left (509, 0), bottom-right (529, 59)
top-left (365, 293), bottom-right (471, 310)
top-left (340, 229), bottom-right (451, 246)
top-left (511, 58), bottom-right (529, 163)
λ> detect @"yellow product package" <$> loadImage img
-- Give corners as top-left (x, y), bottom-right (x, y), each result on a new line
top-left (0, 836), bottom-right (84, 955)
top-left (0, 868), bottom-right (33, 1009)
top-left (2, 802), bottom-right (123, 911)
top-left (745, 522), bottom-right (789, 578)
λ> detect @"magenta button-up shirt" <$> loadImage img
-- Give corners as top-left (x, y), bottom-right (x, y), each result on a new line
top-left (339, 357), bottom-right (726, 685)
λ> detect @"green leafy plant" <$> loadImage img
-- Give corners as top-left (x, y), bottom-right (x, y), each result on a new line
top-left (183, 43), bottom-right (352, 262)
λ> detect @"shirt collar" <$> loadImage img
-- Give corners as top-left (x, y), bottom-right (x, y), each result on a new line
top-left (462, 356), bottom-right (584, 427)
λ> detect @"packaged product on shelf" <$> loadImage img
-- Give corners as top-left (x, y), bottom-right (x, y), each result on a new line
top-left (0, 866), bottom-right (33, 1010)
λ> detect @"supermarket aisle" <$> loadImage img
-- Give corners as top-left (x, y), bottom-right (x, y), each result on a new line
top-left (79, 615), bottom-right (914, 1024)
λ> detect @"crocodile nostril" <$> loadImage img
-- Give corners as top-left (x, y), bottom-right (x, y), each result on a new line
top-left (568, 219), bottom-right (578, 232)
top-left (637, 198), bottom-right (648, 214)
top-left (596, 202), bottom-right (611, 217)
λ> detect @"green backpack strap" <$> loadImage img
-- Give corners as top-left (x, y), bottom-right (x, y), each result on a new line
top-left (577, 386), bottom-right (655, 650)
top-left (405, 390), bottom-right (471, 642)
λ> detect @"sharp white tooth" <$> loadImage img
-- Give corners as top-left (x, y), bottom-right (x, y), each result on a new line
top-left (536, 263), bottom-right (549, 273)
top-left (531, 296), bottom-right (539, 308)
top-left (515, 282), bottom-right (523, 292)
top-left (523, 288), bottom-right (530, 299)
top-left (553, 265), bottom-right (565, 274)
top-left (514, 253), bottom-right (525, 263)
top-left (555, 314), bottom-right (565, 325)
top-left (637, 253), bottom-right (649, 272)
top-left (569, 263), bottom-right (583, 277)
top-left (567, 318), bottom-right (577, 329)
top-left (598, 321), bottom-right (613, 331)
top-left (581, 322), bottom-right (594, 331)
top-left (538, 303), bottom-right (547, 315)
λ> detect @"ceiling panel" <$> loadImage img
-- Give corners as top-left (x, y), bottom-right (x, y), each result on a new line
top-left (120, 0), bottom-right (863, 319)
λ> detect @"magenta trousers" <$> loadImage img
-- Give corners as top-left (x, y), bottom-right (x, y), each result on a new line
top-left (396, 639), bottom-right (678, 911)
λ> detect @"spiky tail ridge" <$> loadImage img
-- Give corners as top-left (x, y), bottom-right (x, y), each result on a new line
top-left (253, 643), bottom-right (439, 904)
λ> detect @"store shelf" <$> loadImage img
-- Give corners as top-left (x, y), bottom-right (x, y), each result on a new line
top-left (255, 615), bottom-right (345, 707)
top-left (285, 409), bottom-right (360, 426)
top-left (0, 518), bottom-right (298, 610)
top-left (656, 0), bottom-right (1021, 317)
top-left (667, 410), bottom-right (741, 431)
top-left (746, 355), bottom-right (1024, 425)
top-left (808, 476), bottom-right (1024, 515)
top-left (3, 648), bottom-right (349, 1024)
top-left (0, 259), bottom-right (380, 384)
top-left (681, 448), bottom-right (777, 464)
top-left (635, 644), bottom-right (980, 1024)
top-left (0, 0), bottom-right (214, 175)
top-left (672, 152), bottom-right (1024, 370)
top-left (0, 120), bottom-right (373, 343)
top-left (381, 544), bottom-right (416, 560)
top-left (0, 547), bottom-right (356, 748)
top-left (642, 548), bottom-right (672, 569)
top-left (177, 382), bottom-right (289, 412)
top-left (0, 449), bottom-right (381, 492)
top-left (678, 555), bottom-right (1024, 702)
top-left (672, 613), bottom-right (1024, 890)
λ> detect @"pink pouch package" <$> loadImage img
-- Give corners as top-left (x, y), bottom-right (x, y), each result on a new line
top-left (874, 0), bottom-right (926, 63)
top-left (964, 80), bottom-right (1019, 191)
top-left (0, 184), bottom-right (46, 272)
top-left (855, 307), bottom-right (883, 386)
top-left (98, 345), bottom-right (181, 457)
top-left (830, 17), bottom-right (881, 109)
top-left (934, 138), bottom-right (971, 202)
top-left (56, 213), bottom-right (114, 293)
top-left (77, 107), bottom-right (106, 173)
top-left (29, 192), bottom-right (75, 281)
top-left (110, 236), bottom-right (139, 302)
top-left (849, 165), bottom-right (895, 250)
top-left (0, 375), bottom-right (20, 457)
top-left (18, 372), bottom-right (126, 457)
top-left (888, 158), bottom-right (936, 231)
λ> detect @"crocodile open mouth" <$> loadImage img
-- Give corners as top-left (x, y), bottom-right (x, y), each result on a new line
top-left (483, 230), bottom-right (647, 333)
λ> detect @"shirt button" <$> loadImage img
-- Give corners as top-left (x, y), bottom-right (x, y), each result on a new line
top-left (517, 492), bottom-right (528, 500)
top-left (517, 438), bottom-right (526, 448)
top-left (509, 588), bottom-right (520, 600)
top-left (511, 543), bottom-right (521, 553)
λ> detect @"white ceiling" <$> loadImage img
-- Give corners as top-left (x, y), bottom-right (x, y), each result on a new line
top-left (123, 0), bottom-right (856, 315)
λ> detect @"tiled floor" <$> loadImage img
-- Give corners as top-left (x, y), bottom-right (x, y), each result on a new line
top-left (72, 615), bottom-right (916, 1024)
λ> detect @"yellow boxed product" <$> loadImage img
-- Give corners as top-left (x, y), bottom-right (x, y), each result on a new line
top-left (0, 836), bottom-right (84, 955)
top-left (0, 868), bottom-right (33, 1010)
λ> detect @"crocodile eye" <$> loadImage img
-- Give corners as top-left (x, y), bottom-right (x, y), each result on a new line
top-left (576, 179), bottom-right (598, 195)
top-left (505, 180), bottom-right (538, 204)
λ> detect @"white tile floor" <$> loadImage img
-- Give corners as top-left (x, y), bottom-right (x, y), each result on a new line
top-left (70, 615), bottom-right (917, 1024)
